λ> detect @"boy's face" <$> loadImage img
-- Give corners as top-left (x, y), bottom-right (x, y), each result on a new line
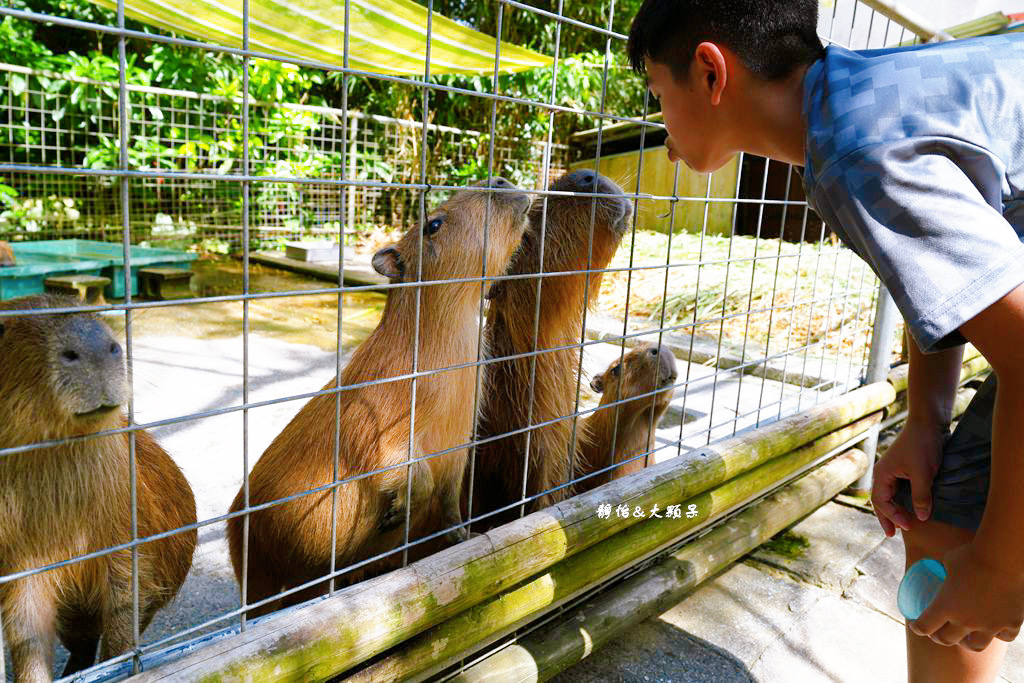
top-left (645, 57), bottom-right (733, 174)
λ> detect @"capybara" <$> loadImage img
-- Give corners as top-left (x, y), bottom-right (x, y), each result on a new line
top-left (0, 240), bottom-right (15, 267)
top-left (575, 343), bottom-right (677, 494)
top-left (0, 294), bottom-right (197, 682)
top-left (470, 169), bottom-right (631, 529)
top-left (227, 178), bottom-right (530, 615)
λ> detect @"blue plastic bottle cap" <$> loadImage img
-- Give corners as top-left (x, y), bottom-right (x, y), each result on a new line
top-left (897, 557), bottom-right (947, 621)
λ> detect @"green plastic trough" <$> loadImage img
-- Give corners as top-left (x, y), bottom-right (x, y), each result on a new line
top-left (0, 240), bottom-right (197, 300)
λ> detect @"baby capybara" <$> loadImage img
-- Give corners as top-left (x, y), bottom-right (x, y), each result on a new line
top-left (0, 294), bottom-right (197, 682)
top-left (227, 178), bottom-right (530, 615)
top-left (471, 169), bottom-right (631, 529)
top-left (0, 240), bottom-right (14, 267)
top-left (575, 343), bottom-right (677, 494)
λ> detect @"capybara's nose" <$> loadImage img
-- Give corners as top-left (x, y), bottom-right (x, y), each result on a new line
top-left (60, 318), bottom-right (121, 367)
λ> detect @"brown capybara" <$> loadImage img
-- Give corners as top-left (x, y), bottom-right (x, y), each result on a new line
top-left (0, 240), bottom-right (14, 267)
top-left (0, 294), bottom-right (197, 682)
top-left (226, 177), bottom-right (530, 615)
top-left (575, 343), bottom-right (677, 494)
top-left (470, 169), bottom-right (631, 529)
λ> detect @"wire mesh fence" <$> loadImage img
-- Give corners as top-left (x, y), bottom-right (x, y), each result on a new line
top-left (0, 62), bottom-right (568, 247)
top-left (0, 0), bottom-right (924, 679)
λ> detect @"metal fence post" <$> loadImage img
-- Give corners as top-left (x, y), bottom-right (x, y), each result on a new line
top-left (852, 283), bottom-right (901, 492)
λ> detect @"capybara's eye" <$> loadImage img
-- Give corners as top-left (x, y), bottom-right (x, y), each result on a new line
top-left (424, 217), bottom-right (444, 236)
top-left (611, 364), bottom-right (620, 377)
top-left (60, 349), bottom-right (80, 363)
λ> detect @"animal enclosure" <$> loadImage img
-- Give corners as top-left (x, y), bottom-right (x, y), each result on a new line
top-left (0, 0), bottom-right (967, 680)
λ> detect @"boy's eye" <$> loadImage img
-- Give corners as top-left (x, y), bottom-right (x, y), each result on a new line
top-left (424, 217), bottom-right (444, 236)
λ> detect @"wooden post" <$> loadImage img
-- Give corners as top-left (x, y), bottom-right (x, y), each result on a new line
top-left (450, 449), bottom-right (870, 683)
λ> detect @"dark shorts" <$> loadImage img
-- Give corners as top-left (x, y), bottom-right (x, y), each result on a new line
top-left (893, 372), bottom-right (996, 531)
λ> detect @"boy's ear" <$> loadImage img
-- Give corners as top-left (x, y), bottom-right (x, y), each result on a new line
top-left (590, 375), bottom-right (605, 393)
top-left (372, 246), bottom-right (404, 280)
top-left (694, 41), bottom-right (728, 106)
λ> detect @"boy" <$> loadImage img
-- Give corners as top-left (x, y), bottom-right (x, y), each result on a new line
top-left (627, 1), bottom-right (1024, 681)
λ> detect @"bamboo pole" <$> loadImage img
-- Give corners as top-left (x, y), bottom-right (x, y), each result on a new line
top-left (346, 416), bottom-right (880, 682)
top-left (131, 383), bottom-right (894, 682)
top-left (450, 449), bottom-right (870, 683)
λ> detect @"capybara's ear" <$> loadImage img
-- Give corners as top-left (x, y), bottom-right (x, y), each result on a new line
top-left (372, 246), bottom-right (404, 280)
top-left (484, 279), bottom-right (505, 301)
top-left (590, 375), bottom-right (604, 393)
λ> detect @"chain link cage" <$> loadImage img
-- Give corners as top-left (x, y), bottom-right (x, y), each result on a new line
top-left (0, 0), bottom-right (924, 679)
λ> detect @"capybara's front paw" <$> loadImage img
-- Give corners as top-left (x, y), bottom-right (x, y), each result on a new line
top-left (444, 526), bottom-right (471, 544)
top-left (378, 489), bottom-right (407, 532)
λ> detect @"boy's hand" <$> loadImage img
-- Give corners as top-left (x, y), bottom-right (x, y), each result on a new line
top-left (910, 542), bottom-right (1024, 650)
top-left (870, 419), bottom-right (944, 536)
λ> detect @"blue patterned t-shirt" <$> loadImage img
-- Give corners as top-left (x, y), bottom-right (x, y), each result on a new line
top-left (802, 34), bottom-right (1024, 352)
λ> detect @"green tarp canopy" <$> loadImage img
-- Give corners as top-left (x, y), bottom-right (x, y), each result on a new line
top-left (91, 0), bottom-right (552, 75)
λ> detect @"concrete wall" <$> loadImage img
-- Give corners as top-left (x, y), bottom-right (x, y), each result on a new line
top-left (569, 149), bottom-right (741, 236)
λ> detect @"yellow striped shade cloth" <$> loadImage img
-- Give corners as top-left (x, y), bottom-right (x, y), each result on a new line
top-left (90, 0), bottom-right (553, 75)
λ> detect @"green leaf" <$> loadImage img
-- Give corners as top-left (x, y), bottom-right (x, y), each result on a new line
top-left (10, 74), bottom-right (26, 97)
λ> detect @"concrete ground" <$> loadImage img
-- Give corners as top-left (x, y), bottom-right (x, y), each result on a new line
top-left (554, 501), bottom-right (1024, 683)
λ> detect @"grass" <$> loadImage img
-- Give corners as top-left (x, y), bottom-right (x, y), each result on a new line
top-left (595, 229), bottom-right (890, 362)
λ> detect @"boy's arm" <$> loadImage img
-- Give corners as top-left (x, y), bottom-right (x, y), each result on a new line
top-left (905, 336), bottom-right (963, 432)
top-left (912, 284), bottom-right (1024, 649)
top-left (871, 335), bottom-right (963, 534)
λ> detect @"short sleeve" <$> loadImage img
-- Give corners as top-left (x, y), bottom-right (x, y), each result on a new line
top-left (809, 138), bottom-right (1024, 352)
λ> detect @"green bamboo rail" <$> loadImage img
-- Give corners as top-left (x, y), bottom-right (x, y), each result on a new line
top-left (450, 449), bottom-right (870, 682)
top-left (132, 382), bottom-right (895, 682)
top-left (444, 353), bottom-right (991, 681)
top-left (344, 416), bottom-right (881, 681)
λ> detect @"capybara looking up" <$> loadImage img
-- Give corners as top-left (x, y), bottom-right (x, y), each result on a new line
top-left (471, 170), bottom-right (631, 529)
top-left (0, 294), bottom-right (197, 682)
top-left (227, 178), bottom-right (530, 615)
top-left (575, 343), bottom-right (677, 494)
top-left (0, 240), bottom-right (14, 267)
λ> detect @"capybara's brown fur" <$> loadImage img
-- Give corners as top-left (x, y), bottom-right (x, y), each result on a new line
top-left (0, 240), bottom-right (14, 267)
top-left (575, 343), bottom-right (677, 494)
top-left (470, 170), bottom-right (631, 529)
top-left (0, 294), bottom-right (197, 682)
top-left (227, 178), bottom-right (530, 615)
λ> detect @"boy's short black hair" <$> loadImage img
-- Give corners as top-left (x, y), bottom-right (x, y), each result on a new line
top-left (628, 0), bottom-right (825, 81)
